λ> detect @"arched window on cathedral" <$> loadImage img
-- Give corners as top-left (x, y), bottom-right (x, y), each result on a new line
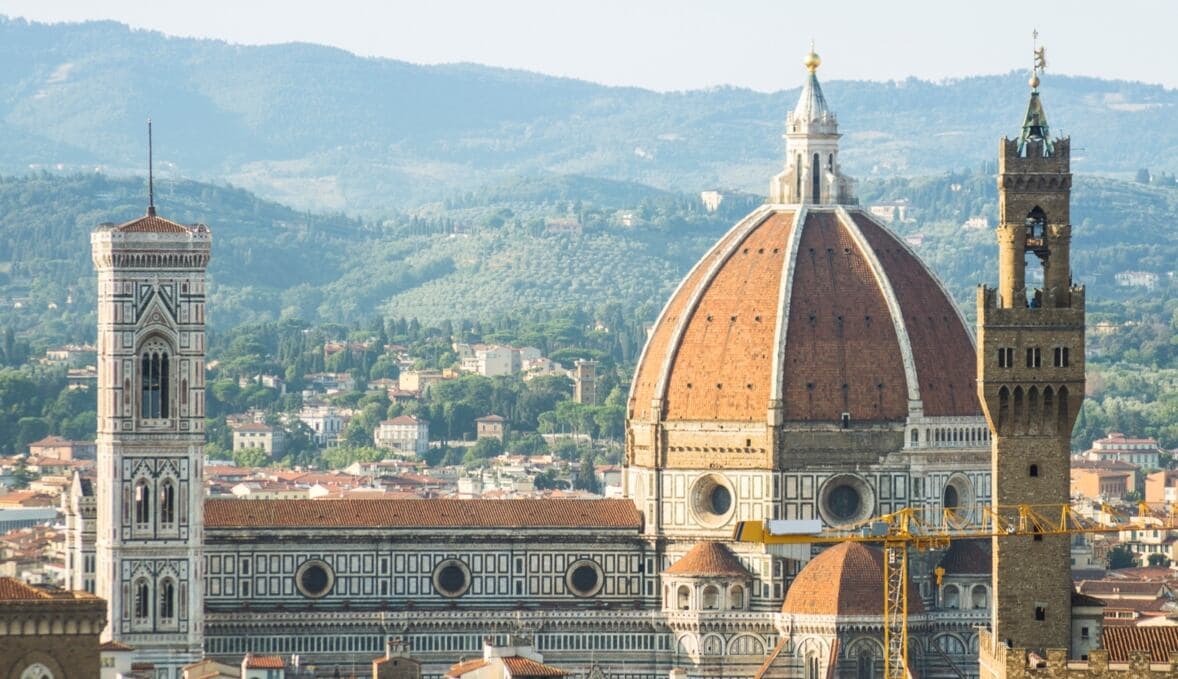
top-left (133, 578), bottom-right (150, 625)
top-left (729, 584), bottom-right (745, 610)
top-left (677, 585), bottom-right (691, 610)
top-left (701, 585), bottom-right (720, 610)
top-left (943, 584), bottom-right (961, 609)
top-left (805, 652), bottom-right (820, 679)
top-left (140, 343), bottom-right (170, 419)
top-left (159, 578), bottom-right (176, 625)
top-left (134, 478), bottom-right (151, 527)
top-left (857, 652), bottom-right (875, 679)
top-left (159, 479), bottom-right (176, 526)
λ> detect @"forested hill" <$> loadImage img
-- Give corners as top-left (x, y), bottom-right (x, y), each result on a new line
top-left (1, 16), bottom-right (1176, 214)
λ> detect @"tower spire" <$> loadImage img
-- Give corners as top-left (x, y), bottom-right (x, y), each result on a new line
top-left (147, 118), bottom-right (156, 217)
top-left (1019, 31), bottom-right (1052, 154)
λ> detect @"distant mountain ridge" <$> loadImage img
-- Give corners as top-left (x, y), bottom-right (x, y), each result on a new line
top-left (1, 16), bottom-right (1176, 214)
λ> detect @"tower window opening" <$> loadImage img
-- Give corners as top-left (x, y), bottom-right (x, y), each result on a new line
top-left (159, 479), bottom-right (175, 526)
top-left (159, 578), bottom-right (176, 622)
top-left (1026, 347), bottom-right (1041, 368)
top-left (1054, 347), bottom-right (1069, 367)
top-left (134, 478), bottom-right (151, 526)
top-left (134, 578), bottom-right (150, 624)
top-left (1029, 464), bottom-right (1039, 477)
top-left (140, 347), bottom-right (170, 419)
top-left (1035, 605), bottom-right (1046, 621)
top-left (841, 412), bottom-right (851, 429)
top-left (997, 347), bottom-right (1014, 368)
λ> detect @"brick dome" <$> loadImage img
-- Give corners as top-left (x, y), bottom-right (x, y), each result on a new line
top-left (628, 206), bottom-right (979, 426)
top-left (781, 542), bottom-right (923, 616)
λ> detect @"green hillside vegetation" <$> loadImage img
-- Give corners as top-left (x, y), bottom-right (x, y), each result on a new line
top-left (1, 17), bottom-right (1176, 213)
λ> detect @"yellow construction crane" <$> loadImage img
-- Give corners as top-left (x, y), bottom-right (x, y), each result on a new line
top-left (733, 502), bottom-right (1178, 679)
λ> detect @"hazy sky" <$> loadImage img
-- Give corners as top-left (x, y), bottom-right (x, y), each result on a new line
top-left (1, 0), bottom-right (1174, 91)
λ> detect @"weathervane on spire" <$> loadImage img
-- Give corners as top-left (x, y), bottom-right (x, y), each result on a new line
top-left (1030, 29), bottom-right (1046, 90)
top-left (147, 118), bottom-right (156, 217)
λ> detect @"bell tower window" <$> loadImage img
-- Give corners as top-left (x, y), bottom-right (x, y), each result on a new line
top-left (159, 479), bottom-right (176, 526)
top-left (159, 577), bottom-right (176, 624)
top-left (134, 478), bottom-right (151, 526)
top-left (133, 578), bottom-right (150, 625)
top-left (140, 340), bottom-right (171, 420)
top-left (811, 153), bottom-right (821, 202)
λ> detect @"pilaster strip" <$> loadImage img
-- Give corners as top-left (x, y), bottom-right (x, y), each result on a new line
top-left (768, 206), bottom-right (809, 409)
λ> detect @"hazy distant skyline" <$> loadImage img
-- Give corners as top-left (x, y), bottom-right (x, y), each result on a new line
top-left (1, 0), bottom-right (1175, 91)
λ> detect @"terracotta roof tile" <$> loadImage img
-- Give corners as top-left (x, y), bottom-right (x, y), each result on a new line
top-left (782, 542), bottom-right (923, 616)
top-left (501, 656), bottom-right (567, 677)
top-left (204, 498), bottom-right (642, 529)
top-left (0, 577), bottom-right (50, 600)
top-left (244, 654), bottom-right (285, 669)
top-left (664, 211), bottom-right (793, 421)
top-left (112, 214), bottom-right (192, 233)
top-left (1101, 626), bottom-right (1178, 662)
top-left (1076, 580), bottom-right (1164, 597)
top-left (851, 213), bottom-right (980, 417)
top-left (664, 542), bottom-right (752, 577)
top-left (937, 539), bottom-right (991, 575)
top-left (446, 659), bottom-right (489, 677)
top-left (628, 211), bottom-right (772, 421)
top-left (780, 211), bottom-right (908, 422)
top-left (100, 640), bottom-right (135, 651)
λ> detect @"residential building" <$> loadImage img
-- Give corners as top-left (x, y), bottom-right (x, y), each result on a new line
top-left (1146, 470), bottom-right (1178, 504)
top-left (1072, 466), bottom-right (1134, 502)
top-left (475, 415), bottom-right (506, 443)
top-left (399, 369), bottom-right (444, 394)
top-left (27, 435), bottom-right (96, 461)
top-left (298, 404), bottom-right (345, 447)
top-left (230, 422), bottom-right (286, 456)
top-left (374, 415), bottom-right (430, 457)
top-left (1086, 432), bottom-right (1164, 470)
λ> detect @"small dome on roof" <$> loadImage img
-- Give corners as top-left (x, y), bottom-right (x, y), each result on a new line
top-left (782, 542), bottom-right (924, 616)
top-left (664, 542), bottom-right (751, 578)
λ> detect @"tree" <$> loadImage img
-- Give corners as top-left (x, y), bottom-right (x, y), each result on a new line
top-left (1147, 553), bottom-right (1171, 567)
top-left (467, 437), bottom-right (503, 461)
top-left (1107, 545), bottom-right (1138, 569)
top-left (573, 452), bottom-right (600, 494)
top-left (532, 468), bottom-right (563, 490)
top-left (232, 446), bottom-right (269, 468)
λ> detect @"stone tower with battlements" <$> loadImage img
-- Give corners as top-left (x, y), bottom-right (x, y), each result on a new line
top-left (91, 195), bottom-right (211, 675)
top-left (977, 69), bottom-right (1085, 665)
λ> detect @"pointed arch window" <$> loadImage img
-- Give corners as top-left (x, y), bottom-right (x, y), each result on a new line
top-left (159, 479), bottom-right (176, 526)
top-left (134, 478), bottom-right (151, 526)
top-left (133, 578), bottom-right (150, 623)
top-left (159, 577), bottom-right (176, 623)
top-left (140, 341), bottom-right (170, 419)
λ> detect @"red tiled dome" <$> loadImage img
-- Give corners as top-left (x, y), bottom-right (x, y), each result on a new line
top-left (627, 207), bottom-right (979, 425)
top-left (664, 542), bottom-right (752, 578)
top-left (781, 542), bottom-right (924, 616)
